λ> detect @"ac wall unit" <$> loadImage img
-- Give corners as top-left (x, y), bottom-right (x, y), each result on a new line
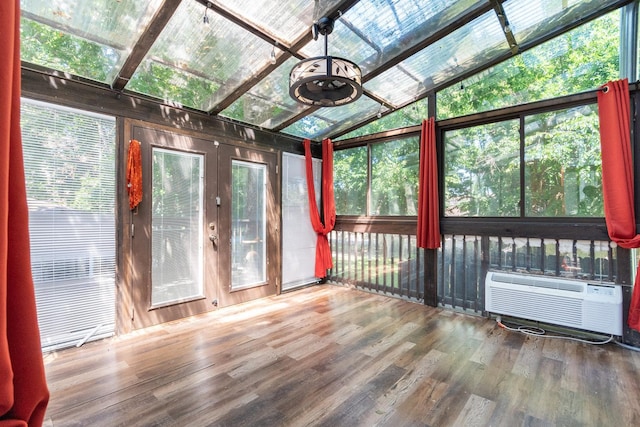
top-left (485, 271), bottom-right (622, 336)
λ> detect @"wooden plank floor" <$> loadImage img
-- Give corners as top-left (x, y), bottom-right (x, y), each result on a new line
top-left (43, 284), bottom-right (640, 426)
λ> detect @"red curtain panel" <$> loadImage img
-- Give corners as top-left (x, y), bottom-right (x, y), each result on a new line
top-left (0, 0), bottom-right (50, 425)
top-left (417, 118), bottom-right (441, 249)
top-left (597, 78), bottom-right (640, 331)
top-left (126, 139), bottom-right (142, 210)
top-left (303, 139), bottom-right (336, 278)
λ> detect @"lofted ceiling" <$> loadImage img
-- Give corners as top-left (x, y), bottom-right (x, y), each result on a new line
top-left (19, 0), bottom-right (629, 142)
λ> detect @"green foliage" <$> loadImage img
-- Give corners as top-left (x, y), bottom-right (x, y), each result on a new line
top-left (370, 138), bottom-right (419, 215)
top-left (443, 104), bottom-right (603, 218)
top-left (20, 3), bottom-right (619, 221)
top-left (524, 105), bottom-right (603, 217)
top-left (334, 3), bottom-right (617, 219)
top-left (222, 95), bottom-right (286, 126)
top-left (152, 150), bottom-right (203, 217)
top-left (334, 147), bottom-right (367, 215)
top-left (232, 162), bottom-right (264, 226)
top-left (444, 120), bottom-right (521, 216)
top-left (337, 98), bottom-right (429, 140)
top-left (438, 11), bottom-right (619, 119)
top-left (437, 11), bottom-right (616, 218)
top-left (20, 18), bottom-right (116, 82)
top-left (128, 61), bottom-right (220, 110)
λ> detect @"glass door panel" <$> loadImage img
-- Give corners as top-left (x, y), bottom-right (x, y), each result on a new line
top-left (231, 160), bottom-right (267, 290)
top-left (151, 148), bottom-right (205, 306)
top-left (216, 143), bottom-right (277, 307)
top-left (126, 123), bottom-right (218, 331)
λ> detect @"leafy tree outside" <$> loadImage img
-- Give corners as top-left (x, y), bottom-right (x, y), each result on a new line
top-left (334, 146), bottom-right (367, 215)
top-left (444, 120), bottom-right (520, 217)
top-left (370, 137), bottom-right (419, 215)
top-left (334, 9), bottom-right (618, 219)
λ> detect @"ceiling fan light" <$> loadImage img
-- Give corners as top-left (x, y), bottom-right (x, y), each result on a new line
top-left (290, 56), bottom-right (362, 107)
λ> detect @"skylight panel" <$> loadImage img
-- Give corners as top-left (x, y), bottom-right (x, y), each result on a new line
top-left (127, 0), bottom-right (273, 111)
top-left (210, 0), bottom-right (344, 45)
top-left (366, 9), bottom-right (508, 107)
top-left (20, 0), bottom-right (164, 83)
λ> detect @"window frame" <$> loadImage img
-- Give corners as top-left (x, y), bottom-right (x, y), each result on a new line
top-left (439, 92), bottom-right (603, 220)
top-left (334, 133), bottom-right (421, 218)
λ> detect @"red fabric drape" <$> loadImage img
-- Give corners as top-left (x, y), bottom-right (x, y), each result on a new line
top-left (597, 78), bottom-right (640, 331)
top-left (417, 118), bottom-right (441, 249)
top-left (303, 138), bottom-right (336, 278)
top-left (1, 0), bottom-right (50, 425)
top-left (126, 139), bottom-right (142, 210)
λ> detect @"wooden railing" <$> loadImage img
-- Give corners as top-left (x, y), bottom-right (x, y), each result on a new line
top-left (328, 230), bottom-right (425, 301)
top-left (329, 229), bottom-right (618, 314)
top-left (438, 235), bottom-right (617, 314)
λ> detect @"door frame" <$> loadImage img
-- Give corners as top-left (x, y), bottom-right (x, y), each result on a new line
top-left (118, 120), bottom-right (281, 332)
top-left (215, 143), bottom-right (280, 307)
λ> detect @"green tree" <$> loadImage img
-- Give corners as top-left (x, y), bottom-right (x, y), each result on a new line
top-left (444, 120), bottom-right (520, 216)
top-left (370, 137), bottom-right (419, 215)
top-left (438, 11), bottom-right (616, 218)
top-left (334, 147), bottom-right (367, 215)
top-left (525, 105), bottom-right (603, 217)
top-left (438, 11), bottom-right (619, 119)
top-left (21, 18), bottom-right (115, 82)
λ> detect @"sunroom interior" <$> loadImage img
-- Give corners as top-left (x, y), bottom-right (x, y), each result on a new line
top-left (7, 0), bottom-right (640, 424)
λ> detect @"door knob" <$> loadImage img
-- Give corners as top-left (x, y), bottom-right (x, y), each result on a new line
top-left (208, 223), bottom-right (217, 245)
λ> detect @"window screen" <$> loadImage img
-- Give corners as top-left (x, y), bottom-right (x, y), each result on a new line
top-left (370, 137), bottom-right (419, 216)
top-left (444, 120), bottom-right (520, 217)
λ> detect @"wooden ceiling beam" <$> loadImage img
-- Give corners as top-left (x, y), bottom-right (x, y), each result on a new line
top-left (489, 0), bottom-right (519, 55)
top-left (111, 0), bottom-right (183, 91)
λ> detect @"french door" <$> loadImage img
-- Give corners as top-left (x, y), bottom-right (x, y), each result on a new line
top-left (216, 144), bottom-right (279, 307)
top-left (124, 124), bottom-right (278, 330)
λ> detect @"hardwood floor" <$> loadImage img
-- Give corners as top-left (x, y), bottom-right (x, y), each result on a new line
top-left (43, 284), bottom-right (640, 426)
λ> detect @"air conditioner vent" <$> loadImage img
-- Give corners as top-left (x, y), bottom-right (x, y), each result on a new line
top-left (490, 272), bottom-right (584, 292)
top-left (485, 271), bottom-right (622, 336)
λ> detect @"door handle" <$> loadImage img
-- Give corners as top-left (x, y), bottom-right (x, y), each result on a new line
top-left (208, 222), bottom-right (217, 245)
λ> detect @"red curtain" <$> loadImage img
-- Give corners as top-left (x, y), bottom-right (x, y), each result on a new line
top-left (126, 139), bottom-right (143, 210)
top-left (303, 138), bottom-right (336, 278)
top-left (1, 0), bottom-right (50, 425)
top-left (417, 118), bottom-right (441, 249)
top-left (597, 78), bottom-right (640, 331)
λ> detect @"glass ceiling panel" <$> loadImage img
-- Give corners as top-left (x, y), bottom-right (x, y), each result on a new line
top-left (336, 98), bottom-right (429, 141)
top-left (128, 61), bottom-right (221, 111)
top-left (504, 0), bottom-right (623, 47)
top-left (127, 0), bottom-right (274, 111)
top-left (19, 0), bottom-right (624, 142)
top-left (211, 0), bottom-right (343, 45)
top-left (301, 0), bottom-right (485, 76)
top-left (20, 0), bottom-right (163, 83)
top-left (220, 57), bottom-right (309, 129)
top-left (314, 96), bottom-right (387, 140)
top-left (281, 116), bottom-right (335, 140)
top-left (437, 9), bottom-right (619, 120)
top-left (300, 19), bottom-right (378, 68)
top-left (282, 95), bottom-right (386, 140)
top-left (365, 10), bottom-right (508, 107)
